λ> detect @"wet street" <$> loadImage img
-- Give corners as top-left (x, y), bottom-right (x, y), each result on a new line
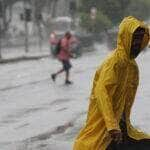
top-left (0, 44), bottom-right (150, 150)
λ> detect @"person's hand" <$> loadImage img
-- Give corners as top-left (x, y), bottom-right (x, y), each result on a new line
top-left (109, 129), bottom-right (122, 144)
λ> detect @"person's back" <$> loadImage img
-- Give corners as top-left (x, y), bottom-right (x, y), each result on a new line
top-left (57, 36), bottom-right (71, 61)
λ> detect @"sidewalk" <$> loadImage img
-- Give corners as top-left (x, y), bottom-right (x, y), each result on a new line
top-left (0, 45), bottom-right (51, 64)
top-left (0, 52), bottom-right (50, 64)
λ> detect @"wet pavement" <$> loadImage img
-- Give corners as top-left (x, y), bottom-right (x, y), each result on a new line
top-left (0, 44), bottom-right (150, 150)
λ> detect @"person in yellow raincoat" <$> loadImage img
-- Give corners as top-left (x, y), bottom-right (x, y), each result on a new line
top-left (73, 16), bottom-right (150, 150)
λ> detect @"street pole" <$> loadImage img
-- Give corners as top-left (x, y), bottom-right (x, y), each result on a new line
top-left (31, 0), bottom-right (42, 52)
top-left (0, 0), bottom-right (4, 59)
top-left (36, 4), bottom-right (42, 51)
top-left (24, 16), bottom-right (29, 53)
top-left (38, 21), bottom-right (42, 51)
top-left (24, 0), bottom-right (29, 53)
top-left (69, 1), bottom-right (77, 30)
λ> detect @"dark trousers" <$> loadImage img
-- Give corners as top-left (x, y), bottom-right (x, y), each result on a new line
top-left (107, 119), bottom-right (150, 150)
top-left (61, 60), bottom-right (72, 71)
top-left (107, 137), bottom-right (150, 150)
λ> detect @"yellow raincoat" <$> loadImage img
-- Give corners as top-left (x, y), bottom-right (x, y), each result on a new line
top-left (73, 16), bottom-right (150, 150)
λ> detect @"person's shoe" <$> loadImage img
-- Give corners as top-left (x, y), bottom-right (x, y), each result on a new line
top-left (51, 74), bottom-right (56, 82)
top-left (65, 80), bottom-right (73, 85)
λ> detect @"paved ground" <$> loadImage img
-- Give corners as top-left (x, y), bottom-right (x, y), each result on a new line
top-left (0, 44), bottom-right (150, 150)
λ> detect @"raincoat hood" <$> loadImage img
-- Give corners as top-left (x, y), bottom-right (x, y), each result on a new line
top-left (117, 16), bottom-right (149, 59)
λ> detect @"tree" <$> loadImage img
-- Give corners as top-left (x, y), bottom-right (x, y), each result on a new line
top-left (80, 11), bottom-right (112, 33)
top-left (79, 0), bottom-right (150, 33)
top-left (0, 0), bottom-right (21, 35)
top-left (125, 0), bottom-right (150, 20)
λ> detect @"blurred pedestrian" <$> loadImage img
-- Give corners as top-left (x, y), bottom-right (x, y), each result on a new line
top-left (51, 31), bottom-right (73, 85)
top-left (73, 16), bottom-right (150, 150)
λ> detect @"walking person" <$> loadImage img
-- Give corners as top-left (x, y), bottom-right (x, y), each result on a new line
top-left (73, 16), bottom-right (150, 150)
top-left (51, 31), bottom-right (73, 85)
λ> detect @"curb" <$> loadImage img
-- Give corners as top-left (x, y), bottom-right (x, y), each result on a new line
top-left (0, 54), bottom-right (50, 64)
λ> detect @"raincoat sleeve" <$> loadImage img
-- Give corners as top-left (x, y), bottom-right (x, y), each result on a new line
top-left (95, 63), bottom-right (121, 131)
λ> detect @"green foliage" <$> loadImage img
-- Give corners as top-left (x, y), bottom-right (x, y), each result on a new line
top-left (79, 0), bottom-right (150, 33)
top-left (125, 0), bottom-right (150, 20)
top-left (79, 0), bottom-right (99, 13)
top-left (100, 0), bottom-right (122, 24)
top-left (80, 11), bottom-right (112, 33)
